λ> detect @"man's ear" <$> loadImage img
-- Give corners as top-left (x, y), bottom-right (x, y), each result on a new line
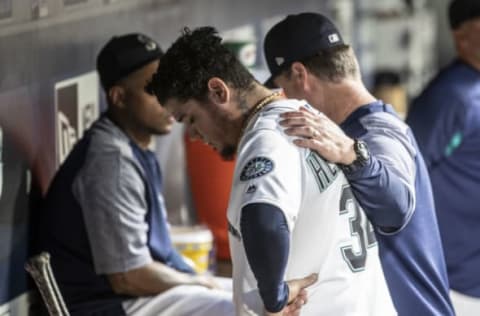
top-left (291, 62), bottom-right (310, 90)
top-left (108, 85), bottom-right (126, 109)
top-left (453, 27), bottom-right (469, 52)
top-left (207, 77), bottom-right (229, 105)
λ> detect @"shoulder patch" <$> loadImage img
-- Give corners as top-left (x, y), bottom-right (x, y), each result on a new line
top-left (240, 156), bottom-right (274, 181)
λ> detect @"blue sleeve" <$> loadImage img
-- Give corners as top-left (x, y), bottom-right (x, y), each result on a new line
top-left (342, 111), bottom-right (418, 234)
top-left (240, 203), bottom-right (290, 313)
top-left (345, 155), bottom-right (412, 232)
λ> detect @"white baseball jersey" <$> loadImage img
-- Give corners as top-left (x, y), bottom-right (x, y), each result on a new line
top-left (227, 99), bottom-right (396, 316)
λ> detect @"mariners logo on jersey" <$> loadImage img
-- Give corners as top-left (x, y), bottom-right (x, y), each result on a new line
top-left (240, 156), bottom-right (274, 181)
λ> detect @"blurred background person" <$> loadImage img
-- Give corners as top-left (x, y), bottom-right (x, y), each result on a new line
top-left (39, 33), bottom-right (233, 316)
top-left (407, 0), bottom-right (480, 314)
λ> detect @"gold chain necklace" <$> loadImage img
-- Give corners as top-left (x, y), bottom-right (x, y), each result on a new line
top-left (240, 92), bottom-right (281, 136)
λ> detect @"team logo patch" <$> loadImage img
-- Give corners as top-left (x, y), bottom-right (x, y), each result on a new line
top-left (240, 156), bottom-right (274, 181)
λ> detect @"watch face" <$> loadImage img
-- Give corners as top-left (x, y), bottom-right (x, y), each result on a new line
top-left (356, 141), bottom-right (370, 161)
top-left (342, 139), bottom-right (370, 174)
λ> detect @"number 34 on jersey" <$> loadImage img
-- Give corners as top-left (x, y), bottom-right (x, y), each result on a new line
top-left (307, 152), bottom-right (377, 272)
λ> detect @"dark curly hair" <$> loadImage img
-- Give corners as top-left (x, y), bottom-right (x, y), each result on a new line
top-left (148, 26), bottom-right (257, 105)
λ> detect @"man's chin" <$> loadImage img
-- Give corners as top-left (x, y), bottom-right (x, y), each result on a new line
top-left (220, 154), bottom-right (235, 161)
top-left (219, 146), bottom-right (236, 161)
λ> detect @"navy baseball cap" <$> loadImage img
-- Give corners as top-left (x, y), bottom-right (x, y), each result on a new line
top-left (263, 12), bottom-right (344, 88)
top-left (449, 0), bottom-right (480, 29)
top-left (96, 33), bottom-right (163, 90)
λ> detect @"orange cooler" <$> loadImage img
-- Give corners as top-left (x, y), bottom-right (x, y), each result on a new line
top-left (184, 136), bottom-right (235, 260)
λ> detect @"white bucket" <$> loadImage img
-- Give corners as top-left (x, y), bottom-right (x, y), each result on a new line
top-left (170, 225), bottom-right (214, 274)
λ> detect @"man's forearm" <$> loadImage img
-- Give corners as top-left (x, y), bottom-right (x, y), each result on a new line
top-left (346, 156), bottom-right (413, 230)
top-left (241, 203), bottom-right (290, 313)
top-left (108, 261), bottom-right (202, 296)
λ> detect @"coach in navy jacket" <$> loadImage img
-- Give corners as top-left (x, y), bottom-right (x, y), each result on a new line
top-left (264, 12), bottom-right (454, 316)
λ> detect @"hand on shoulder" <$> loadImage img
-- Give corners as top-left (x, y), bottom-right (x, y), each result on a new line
top-left (280, 107), bottom-right (355, 165)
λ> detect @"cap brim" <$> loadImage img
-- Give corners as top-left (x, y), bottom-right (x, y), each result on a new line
top-left (264, 76), bottom-right (278, 89)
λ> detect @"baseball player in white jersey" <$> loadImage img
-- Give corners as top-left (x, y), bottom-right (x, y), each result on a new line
top-left (150, 26), bottom-right (396, 316)
top-left (227, 99), bottom-right (396, 316)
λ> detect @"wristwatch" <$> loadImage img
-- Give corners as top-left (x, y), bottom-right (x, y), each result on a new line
top-left (340, 139), bottom-right (370, 174)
